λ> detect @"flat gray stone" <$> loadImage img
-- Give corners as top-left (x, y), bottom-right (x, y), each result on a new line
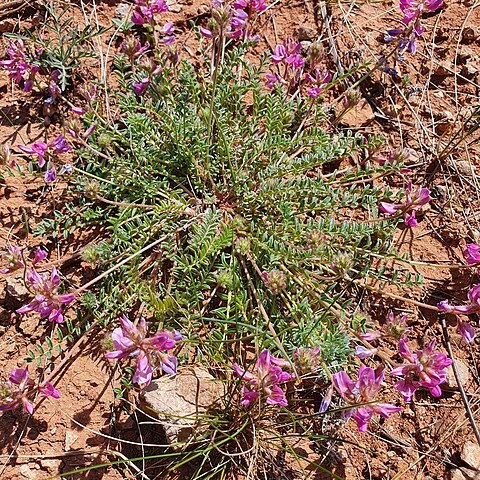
top-left (139, 366), bottom-right (224, 447)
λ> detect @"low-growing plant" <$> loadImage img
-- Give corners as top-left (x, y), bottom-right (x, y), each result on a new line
top-left (2, 0), bottom-right (474, 477)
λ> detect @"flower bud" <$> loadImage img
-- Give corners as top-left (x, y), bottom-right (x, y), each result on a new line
top-left (81, 244), bottom-right (102, 264)
top-left (84, 180), bottom-right (101, 199)
top-left (216, 269), bottom-right (234, 288)
top-left (343, 89), bottom-right (361, 108)
top-left (235, 237), bottom-right (250, 255)
top-left (330, 252), bottom-right (353, 276)
top-left (97, 133), bottom-right (113, 149)
top-left (261, 269), bottom-right (286, 295)
top-left (293, 347), bottom-right (320, 376)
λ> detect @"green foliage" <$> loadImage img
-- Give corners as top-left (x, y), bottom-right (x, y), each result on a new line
top-left (68, 38), bottom-right (414, 477)
top-left (76, 43), bottom-right (409, 369)
top-left (7, 1), bottom-right (107, 90)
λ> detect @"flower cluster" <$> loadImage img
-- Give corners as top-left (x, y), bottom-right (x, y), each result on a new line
top-left (293, 347), bottom-right (321, 376)
top-left (261, 269), bottom-right (286, 295)
top-left (233, 350), bottom-right (294, 407)
top-left (0, 39), bottom-right (40, 92)
top-left (0, 246), bottom-right (25, 274)
top-left (200, 0), bottom-right (249, 40)
top-left (380, 180), bottom-right (430, 227)
top-left (1, 246), bottom-right (75, 324)
top-left (390, 339), bottom-right (452, 401)
top-left (384, 0), bottom-right (443, 62)
top-left (437, 284), bottom-right (479, 343)
top-left (105, 315), bottom-right (182, 388)
top-left (18, 134), bottom-right (71, 183)
top-left (333, 366), bottom-right (402, 432)
top-left (17, 262), bottom-right (75, 324)
top-left (464, 243), bottom-right (480, 265)
top-left (131, 0), bottom-right (168, 25)
top-left (361, 312), bottom-right (413, 342)
top-left (0, 368), bottom-right (60, 415)
top-left (266, 38), bottom-right (331, 99)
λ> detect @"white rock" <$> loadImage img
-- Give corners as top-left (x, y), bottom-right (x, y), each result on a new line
top-left (451, 469), bottom-right (467, 480)
top-left (139, 366), bottom-right (224, 447)
top-left (4, 276), bottom-right (30, 309)
top-left (65, 430), bottom-right (79, 451)
top-left (445, 360), bottom-right (470, 389)
top-left (461, 441), bottom-right (480, 470)
top-left (115, 3), bottom-right (132, 18)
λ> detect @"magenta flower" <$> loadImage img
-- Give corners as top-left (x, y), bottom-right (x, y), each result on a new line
top-left (399, 0), bottom-right (443, 25)
top-left (304, 66), bottom-right (332, 99)
top-left (18, 142), bottom-right (48, 167)
top-left (233, 0), bottom-right (267, 13)
top-left (333, 366), bottom-right (402, 432)
top-left (457, 319), bottom-right (476, 343)
top-left (0, 245), bottom-right (25, 274)
top-left (0, 39), bottom-right (39, 92)
top-left (390, 339), bottom-right (452, 401)
top-left (71, 106), bottom-right (86, 115)
top-left (105, 315), bottom-right (182, 388)
top-left (39, 382), bottom-right (60, 399)
top-left (161, 22), bottom-right (175, 44)
top-left (233, 350), bottom-right (294, 407)
top-left (18, 134), bottom-right (70, 182)
top-left (380, 181), bottom-right (430, 227)
top-left (17, 266), bottom-right (75, 323)
top-left (265, 72), bottom-right (283, 89)
top-left (464, 244), bottom-right (480, 265)
top-left (133, 78), bottom-right (150, 95)
top-left (271, 39), bottom-right (302, 64)
top-left (33, 247), bottom-right (48, 264)
top-left (49, 134), bottom-right (71, 154)
top-left (0, 368), bottom-right (60, 415)
top-left (437, 284), bottom-right (480, 315)
top-left (131, 0), bottom-right (168, 24)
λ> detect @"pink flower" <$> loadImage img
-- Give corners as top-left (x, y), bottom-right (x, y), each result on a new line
top-left (233, 0), bottom-right (267, 12)
top-left (0, 368), bottom-right (60, 415)
top-left (105, 315), bottom-right (182, 387)
top-left (304, 66), bottom-right (332, 99)
top-left (33, 247), bottom-right (48, 264)
top-left (380, 181), bottom-right (430, 227)
top-left (233, 350), bottom-right (294, 407)
top-left (18, 142), bottom-right (48, 167)
top-left (133, 78), bottom-right (150, 95)
top-left (390, 339), bottom-right (452, 401)
top-left (18, 135), bottom-right (70, 182)
top-left (271, 39), bottom-right (302, 64)
top-left (17, 266), bottom-right (75, 323)
top-left (399, 0), bottom-right (443, 25)
top-left (355, 346), bottom-right (378, 359)
top-left (0, 245), bottom-right (24, 274)
top-left (457, 319), bottom-right (475, 343)
top-left (333, 366), bottom-right (402, 432)
top-left (0, 40), bottom-right (39, 92)
top-left (437, 285), bottom-right (480, 315)
top-left (132, 0), bottom-right (168, 24)
top-left (464, 244), bottom-right (480, 265)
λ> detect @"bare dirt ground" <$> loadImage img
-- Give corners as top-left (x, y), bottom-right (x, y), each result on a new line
top-left (1, 0), bottom-right (480, 479)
